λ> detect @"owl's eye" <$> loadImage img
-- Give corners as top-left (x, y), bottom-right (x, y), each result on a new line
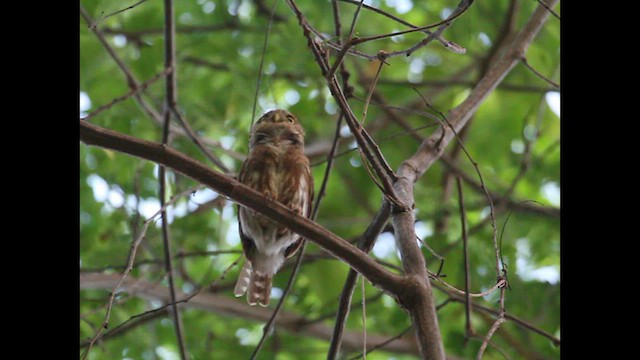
top-left (286, 114), bottom-right (295, 123)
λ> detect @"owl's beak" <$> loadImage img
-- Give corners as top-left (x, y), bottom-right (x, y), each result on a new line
top-left (272, 112), bottom-right (284, 123)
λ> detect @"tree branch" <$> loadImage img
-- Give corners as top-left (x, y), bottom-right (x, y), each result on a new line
top-left (80, 273), bottom-right (419, 355)
top-left (389, 1), bottom-right (557, 358)
top-left (160, 1), bottom-right (188, 358)
top-left (397, 0), bottom-right (559, 182)
top-left (81, 5), bottom-right (229, 173)
top-left (79, 120), bottom-right (404, 296)
top-left (328, 201), bottom-right (391, 359)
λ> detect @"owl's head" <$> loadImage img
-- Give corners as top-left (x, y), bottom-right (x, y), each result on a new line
top-left (250, 109), bottom-right (305, 148)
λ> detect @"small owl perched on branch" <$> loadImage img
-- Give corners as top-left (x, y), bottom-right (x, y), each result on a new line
top-left (234, 109), bottom-right (314, 306)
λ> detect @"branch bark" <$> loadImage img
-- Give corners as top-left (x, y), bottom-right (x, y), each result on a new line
top-left (398, 0), bottom-right (559, 181)
top-left (389, 1), bottom-right (558, 358)
top-left (80, 273), bottom-right (419, 355)
top-left (79, 120), bottom-right (404, 297)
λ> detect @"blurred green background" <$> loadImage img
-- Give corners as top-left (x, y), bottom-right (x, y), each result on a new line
top-left (80, 0), bottom-right (560, 359)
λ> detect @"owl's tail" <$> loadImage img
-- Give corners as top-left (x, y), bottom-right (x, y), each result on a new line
top-left (233, 261), bottom-right (272, 307)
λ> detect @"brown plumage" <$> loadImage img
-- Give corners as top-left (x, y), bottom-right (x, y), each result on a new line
top-left (234, 109), bottom-right (314, 306)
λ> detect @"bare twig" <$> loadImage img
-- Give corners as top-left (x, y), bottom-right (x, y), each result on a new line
top-left (536, 0), bottom-right (560, 20)
top-left (469, 334), bottom-right (512, 360)
top-left (81, 5), bottom-right (230, 173)
top-left (81, 68), bottom-right (171, 121)
top-left (521, 56), bottom-right (560, 88)
top-left (327, 202), bottom-right (391, 359)
top-left (361, 275), bottom-right (367, 360)
top-left (168, 106), bottom-right (230, 173)
top-left (389, 0), bottom-right (557, 356)
top-left (347, 0), bottom-right (365, 40)
top-left (428, 274), bottom-right (506, 299)
top-left (80, 185), bottom-right (200, 359)
top-left (347, 326), bottom-right (413, 360)
top-left (337, 0), bottom-right (465, 53)
top-left (361, 56), bottom-right (385, 126)
top-left (414, 89), bottom-right (502, 286)
top-left (347, 0), bottom-right (474, 46)
top-left (440, 288), bottom-right (560, 346)
top-left (102, 22), bottom-right (242, 38)
top-left (476, 287), bottom-right (507, 359)
top-left (81, 273), bottom-right (420, 355)
top-left (457, 177), bottom-right (474, 339)
top-left (285, 0), bottom-right (404, 211)
top-left (378, 79), bottom-right (556, 93)
top-left (80, 249), bottom-right (241, 273)
top-left (160, 1), bottom-right (188, 358)
top-left (251, 0), bottom-right (279, 127)
top-left (88, 0), bottom-right (149, 29)
top-left (325, 0), bottom-right (366, 81)
top-left (386, 0), bottom-right (473, 58)
top-left (80, 307), bottom-right (169, 348)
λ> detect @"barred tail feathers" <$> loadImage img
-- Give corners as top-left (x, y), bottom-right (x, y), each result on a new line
top-left (247, 271), bottom-right (272, 307)
top-left (234, 261), bottom-right (253, 298)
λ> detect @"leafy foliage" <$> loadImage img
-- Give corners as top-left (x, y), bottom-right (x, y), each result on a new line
top-left (80, 0), bottom-right (560, 359)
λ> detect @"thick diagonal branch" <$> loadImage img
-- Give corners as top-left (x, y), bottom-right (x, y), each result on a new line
top-left (399, 0), bottom-right (559, 180)
top-left (79, 120), bottom-right (404, 296)
top-left (388, 2), bottom-right (557, 359)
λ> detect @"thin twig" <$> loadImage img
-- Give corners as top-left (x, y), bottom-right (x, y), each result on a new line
top-left (82, 272), bottom-right (419, 355)
top-left (285, 0), bottom-right (404, 210)
top-left (457, 177), bottom-right (474, 339)
top-left (387, 0), bottom-right (473, 57)
top-left (361, 56), bottom-right (385, 126)
top-left (476, 287), bottom-right (507, 359)
top-left (347, 326), bottom-right (413, 360)
top-left (160, 1), bottom-right (188, 358)
top-left (337, 0), bottom-right (465, 53)
top-left (347, 0), bottom-right (365, 40)
top-left (80, 308), bottom-right (169, 348)
top-left (80, 185), bottom-right (199, 359)
top-left (379, 78), bottom-right (556, 93)
top-left (521, 57), bottom-right (560, 88)
top-left (326, 0), bottom-right (364, 81)
top-left (432, 284), bottom-right (560, 346)
top-left (469, 334), bottom-right (512, 360)
top-left (82, 68), bottom-right (171, 121)
top-left (80, 249), bottom-right (241, 273)
top-left (361, 275), bottom-right (367, 360)
top-left (327, 202), bottom-right (391, 359)
top-left (428, 272), bottom-right (506, 298)
top-left (81, 254), bottom-right (241, 349)
top-left (414, 90), bottom-right (502, 279)
top-left (102, 22), bottom-right (242, 38)
top-left (536, 0), bottom-right (560, 20)
top-left (168, 107), bottom-right (230, 173)
top-left (251, 0), bottom-right (279, 127)
top-left (298, 292), bottom-right (385, 328)
top-left (348, 0), bottom-right (475, 46)
top-left (88, 0), bottom-right (149, 30)
top-left (80, 5), bottom-right (161, 117)
top-left (81, 5), bottom-right (229, 172)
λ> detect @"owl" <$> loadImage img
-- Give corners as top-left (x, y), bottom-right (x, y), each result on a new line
top-left (234, 109), bottom-right (314, 306)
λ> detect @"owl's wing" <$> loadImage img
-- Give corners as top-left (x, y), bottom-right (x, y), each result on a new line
top-left (284, 163), bottom-right (314, 259)
top-left (237, 159), bottom-right (257, 260)
top-left (238, 204), bottom-right (256, 259)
